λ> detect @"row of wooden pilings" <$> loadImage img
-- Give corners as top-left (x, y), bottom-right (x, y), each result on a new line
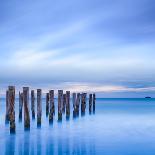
top-left (5, 86), bottom-right (96, 133)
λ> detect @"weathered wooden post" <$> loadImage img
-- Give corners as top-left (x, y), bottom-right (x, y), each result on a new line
top-left (62, 94), bottom-right (66, 113)
top-left (49, 90), bottom-right (55, 123)
top-left (81, 93), bottom-right (87, 115)
top-left (89, 94), bottom-right (92, 114)
top-left (31, 90), bottom-right (35, 119)
top-left (72, 93), bottom-right (76, 117)
top-left (66, 91), bottom-right (70, 119)
top-left (58, 90), bottom-right (63, 121)
top-left (76, 93), bottom-right (80, 116)
top-left (19, 91), bottom-right (23, 120)
top-left (5, 90), bottom-right (9, 122)
top-left (93, 93), bottom-right (96, 113)
top-left (23, 87), bottom-right (30, 129)
top-left (46, 93), bottom-right (49, 117)
top-left (37, 89), bottom-right (42, 126)
top-left (9, 86), bottom-right (16, 133)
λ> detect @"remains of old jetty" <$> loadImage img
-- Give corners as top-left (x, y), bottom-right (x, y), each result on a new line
top-left (4, 86), bottom-right (96, 133)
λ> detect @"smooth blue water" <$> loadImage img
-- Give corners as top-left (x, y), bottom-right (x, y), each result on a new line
top-left (1, 98), bottom-right (155, 155)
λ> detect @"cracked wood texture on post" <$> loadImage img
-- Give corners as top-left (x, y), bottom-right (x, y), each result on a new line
top-left (62, 94), bottom-right (66, 113)
top-left (81, 93), bottom-right (87, 114)
top-left (49, 90), bottom-right (54, 122)
top-left (66, 91), bottom-right (70, 118)
top-left (23, 87), bottom-right (30, 129)
top-left (37, 89), bottom-right (42, 125)
top-left (31, 90), bottom-right (35, 119)
top-left (46, 93), bottom-right (49, 116)
top-left (58, 90), bottom-right (63, 121)
top-left (9, 86), bottom-right (16, 133)
top-left (89, 94), bottom-right (93, 113)
top-left (5, 90), bottom-right (9, 122)
top-left (19, 91), bottom-right (23, 120)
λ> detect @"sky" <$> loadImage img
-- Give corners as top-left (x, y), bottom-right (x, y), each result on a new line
top-left (0, 0), bottom-right (155, 97)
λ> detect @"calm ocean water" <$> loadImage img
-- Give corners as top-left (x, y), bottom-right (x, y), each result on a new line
top-left (0, 98), bottom-right (155, 155)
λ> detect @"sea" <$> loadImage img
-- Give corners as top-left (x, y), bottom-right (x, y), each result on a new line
top-left (0, 98), bottom-right (155, 155)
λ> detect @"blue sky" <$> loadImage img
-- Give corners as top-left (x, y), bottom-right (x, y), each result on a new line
top-left (0, 0), bottom-right (155, 97)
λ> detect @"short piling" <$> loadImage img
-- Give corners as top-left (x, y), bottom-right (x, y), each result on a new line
top-left (76, 93), bottom-right (81, 116)
top-left (62, 94), bottom-right (66, 113)
top-left (9, 86), bottom-right (16, 133)
top-left (19, 91), bottom-right (23, 120)
top-left (58, 90), bottom-right (63, 121)
top-left (49, 90), bottom-right (54, 123)
top-left (46, 93), bottom-right (49, 117)
top-left (31, 90), bottom-right (35, 119)
top-left (23, 87), bottom-right (30, 129)
top-left (81, 93), bottom-right (87, 115)
top-left (66, 91), bottom-right (70, 119)
top-left (37, 89), bottom-right (42, 126)
top-left (5, 90), bottom-right (9, 122)
top-left (89, 94), bottom-right (93, 114)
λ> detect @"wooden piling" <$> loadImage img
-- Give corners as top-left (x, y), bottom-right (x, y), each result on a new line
top-left (9, 86), bottom-right (16, 133)
top-left (23, 87), bottom-right (30, 129)
top-left (49, 90), bottom-right (54, 122)
top-left (72, 93), bottom-right (76, 117)
top-left (76, 93), bottom-right (80, 116)
top-left (46, 93), bottom-right (49, 116)
top-left (93, 93), bottom-right (96, 113)
top-left (37, 89), bottom-right (42, 126)
top-left (66, 91), bottom-right (70, 118)
top-left (89, 94), bottom-right (93, 113)
top-left (58, 90), bottom-right (63, 121)
top-left (62, 94), bottom-right (66, 113)
top-left (31, 90), bottom-right (35, 119)
top-left (19, 91), bottom-right (23, 120)
top-left (81, 93), bottom-right (87, 115)
top-left (5, 90), bottom-right (10, 122)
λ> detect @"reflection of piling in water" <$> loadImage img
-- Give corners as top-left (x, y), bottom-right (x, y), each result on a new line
top-left (9, 86), bottom-right (16, 133)
top-left (19, 91), bottom-right (23, 120)
top-left (76, 93), bottom-right (80, 116)
top-left (46, 93), bottom-right (49, 117)
top-left (49, 90), bottom-right (54, 122)
top-left (23, 87), bottom-right (30, 129)
top-left (62, 94), bottom-right (66, 113)
top-left (31, 90), bottom-right (35, 119)
top-left (66, 91), bottom-right (70, 118)
top-left (93, 93), bottom-right (96, 113)
top-left (89, 94), bottom-right (93, 114)
top-left (37, 89), bottom-right (42, 126)
top-left (5, 90), bottom-right (9, 122)
top-left (58, 90), bottom-right (63, 121)
top-left (81, 93), bottom-right (87, 115)
top-left (73, 93), bottom-right (76, 117)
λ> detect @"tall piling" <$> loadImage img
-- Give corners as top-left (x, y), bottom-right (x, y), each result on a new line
top-left (37, 89), bottom-right (42, 126)
top-left (19, 91), bottom-right (23, 120)
top-left (49, 90), bottom-right (54, 122)
top-left (89, 94), bottom-right (93, 113)
top-left (66, 91), bottom-right (70, 119)
top-left (93, 93), bottom-right (96, 113)
top-left (62, 94), bottom-right (66, 113)
top-left (9, 86), bottom-right (16, 133)
top-left (72, 93), bottom-right (76, 117)
top-left (23, 87), bottom-right (30, 129)
top-left (46, 93), bottom-right (49, 117)
top-left (31, 90), bottom-right (35, 119)
top-left (76, 93), bottom-right (80, 116)
top-left (5, 90), bottom-right (9, 122)
top-left (58, 90), bottom-right (63, 121)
